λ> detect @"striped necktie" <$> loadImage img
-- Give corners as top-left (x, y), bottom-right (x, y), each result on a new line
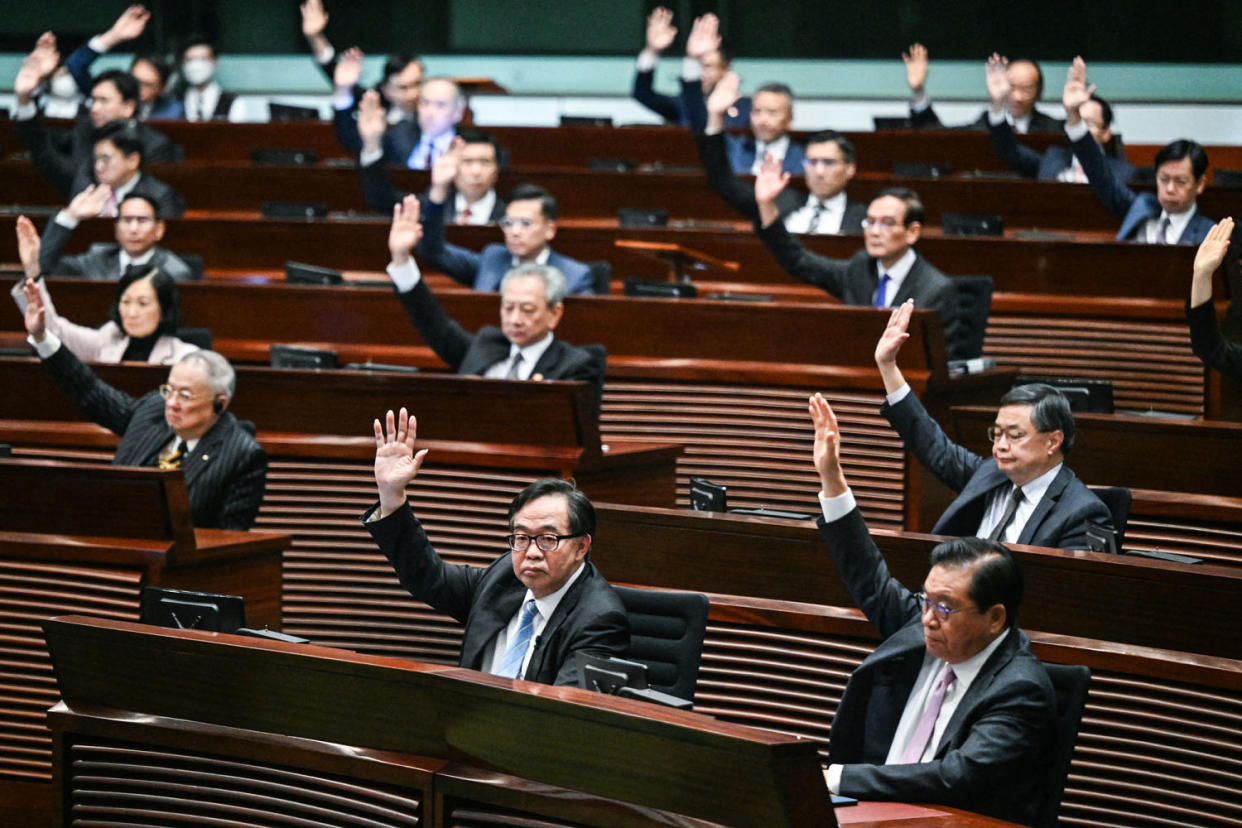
top-left (495, 599), bottom-right (538, 679)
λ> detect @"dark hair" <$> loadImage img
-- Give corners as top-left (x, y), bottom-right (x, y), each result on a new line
top-left (182, 36), bottom-right (217, 59)
top-left (928, 537), bottom-right (1024, 629)
top-left (119, 192), bottom-right (162, 220)
top-left (382, 53), bottom-right (423, 84)
top-left (1087, 92), bottom-right (1113, 128)
top-left (131, 53), bottom-right (173, 87)
top-left (870, 186), bottom-right (924, 226)
top-left (507, 478), bottom-right (595, 538)
top-left (1155, 139), bottom-right (1209, 180)
top-left (805, 129), bottom-right (856, 165)
top-left (457, 127), bottom-right (507, 168)
top-left (507, 184), bottom-right (557, 221)
top-left (1008, 57), bottom-right (1045, 98)
top-left (999, 382), bottom-right (1075, 454)
top-left (110, 267), bottom-right (182, 337)
top-left (94, 120), bottom-right (145, 163)
top-left (92, 70), bottom-right (139, 104)
top-left (755, 82), bottom-right (795, 102)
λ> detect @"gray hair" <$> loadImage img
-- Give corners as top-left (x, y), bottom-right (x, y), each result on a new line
top-left (176, 349), bottom-right (236, 399)
top-left (422, 75), bottom-right (465, 110)
top-left (500, 263), bottom-right (568, 307)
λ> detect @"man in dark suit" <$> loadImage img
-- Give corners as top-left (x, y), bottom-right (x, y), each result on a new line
top-left (903, 44), bottom-right (1063, 134)
top-left (365, 409), bottom-right (628, 686)
top-left (387, 195), bottom-right (605, 410)
top-left (632, 8), bottom-right (750, 130)
top-left (1064, 58), bottom-right (1213, 245)
top-left (1188, 218), bottom-right (1242, 385)
top-left (698, 72), bottom-right (865, 234)
top-left (754, 168), bottom-right (965, 359)
top-left (808, 392), bottom-right (1054, 826)
top-left (324, 43), bottom-right (424, 167)
top-left (21, 292), bottom-right (265, 530)
top-left (876, 301), bottom-right (1112, 550)
top-left (38, 190), bottom-right (195, 282)
top-left (416, 184), bottom-right (595, 295)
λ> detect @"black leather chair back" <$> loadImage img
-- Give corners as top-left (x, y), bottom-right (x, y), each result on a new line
top-left (611, 585), bottom-right (709, 704)
top-left (1038, 662), bottom-right (1092, 828)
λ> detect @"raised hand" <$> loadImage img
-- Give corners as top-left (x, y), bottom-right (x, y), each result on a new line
top-left (754, 152), bottom-right (791, 204)
top-left (809, 393), bottom-right (847, 496)
top-left (1192, 217), bottom-right (1234, 307)
top-left (101, 5), bottom-right (151, 50)
top-left (902, 43), bottom-right (929, 95)
top-left (334, 46), bottom-right (364, 91)
top-left (685, 13), bottom-right (720, 61)
top-left (14, 32), bottom-right (59, 100)
top-left (300, 0), bottom-right (329, 39)
top-left (645, 7), bottom-right (677, 54)
top-left (874, 299), bottom-right (915, 395)
top-left (706, 69), bottom-right (741, 117)
top-left (388, 194), bottom-right (423, 263)
top-left (15, 215), bottom-right (41, 281)
top-left (357, 89), bottom-right (387, 152)
top-left (985, 53), bottom-right (1010, 111)
top-left (373, 407), bottom-right (428, 515)
top-left (66, 184), bottom-right (113, 221)
top-left (428, 136), bottom-right (462, 202)
top-left (22, 277), bottom-right (47, 342)
top-left (1061, 56), bottom-right (1095, 123)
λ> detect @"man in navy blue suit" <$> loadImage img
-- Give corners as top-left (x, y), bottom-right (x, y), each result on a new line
top-left (416, 183), bottom-right (595, 295)
top-left (690, 72), bottom-right (803, 175)
top-left (1065, 58), bottom-right (1213, 245)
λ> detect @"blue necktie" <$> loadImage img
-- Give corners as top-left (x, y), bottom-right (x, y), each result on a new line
top-left (874, 272), bottom-right (891, 308)
top-left (495, 599), bottom-right (538, 679)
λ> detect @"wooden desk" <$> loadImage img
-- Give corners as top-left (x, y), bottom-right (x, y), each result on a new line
top-left (0, 459), bottom-right (289, 825)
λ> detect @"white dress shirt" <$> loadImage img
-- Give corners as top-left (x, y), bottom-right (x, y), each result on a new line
top-left (874, 248), bottom-right (917, 308)
top-left (977, 463), bottom-right (1062, 544)
top-left (484, 562), bottom-right (586, 677)
top-left (784, 191), bottom-right (848, 235)
top-left (482, 332), bottom-right (555, 380)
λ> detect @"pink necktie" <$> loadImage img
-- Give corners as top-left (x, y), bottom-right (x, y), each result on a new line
top-left (459, 205), bottom-right (471, 225)
top-left (900, 665), bottom-right (955, 763)
top-left (104, 191), bottom-right (118, 218)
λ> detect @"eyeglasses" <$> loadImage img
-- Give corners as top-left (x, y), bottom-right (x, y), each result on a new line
top-left (861, 216), bottom-right (904, 231)
top-left (498, 217), bottom-right (538, 230)
top-left (505, 532), bottom-right (585, 553)
top-left (986, 426), bottom-right (1031, 444)
top-left (916, 592), bottom-right (973, 622)
top-left (159, 384), bottom-right (204, 403)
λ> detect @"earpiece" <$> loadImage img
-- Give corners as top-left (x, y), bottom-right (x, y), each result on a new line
top-left (212, 396), bottom-right (225, 415)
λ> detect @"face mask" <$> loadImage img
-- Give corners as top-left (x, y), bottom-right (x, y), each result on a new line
top-left (50, 73), bottom-right (79, 99)
top-left (182, 58), bottom-right (215, 86)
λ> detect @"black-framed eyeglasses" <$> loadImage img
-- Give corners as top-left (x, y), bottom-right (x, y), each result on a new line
top-left (505, 532), bottom-right (585, 553)
top-left (916, 592), bottom-right (973, 622)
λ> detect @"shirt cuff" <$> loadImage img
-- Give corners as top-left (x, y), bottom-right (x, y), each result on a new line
top-left (54, 210), bottom-right (79, 230)
top-left (88, 35), bottom-right (109, 54)
top-left (636, 50), bottom-right (658, 72)
top-left (886, 383), bottom-right (912, 407)
top-left (681, 56), bottom-right (703, 81)
top-left (359, 146), bottom-right (384, 167)
top-left (332, 90), bottom-right (356, 111)
top-left (825, 764), bottom-right (843, 795)
top-left (386, 258), bottom-right (422, 292)
top-left (818, 489), bottom-right (857, 523)
top-left (314, 44), bottom-right (335, 65)
top-left (987, 108), bottom-right (1007, 126)
top-left (28, 330), bottom-right (62, 358)
top-left (910, 94), bottom-right (930, 112)
top-left (1064, 119), bottom-right (1090, 141)
top-left (15, 101), bottom-right (38, 121)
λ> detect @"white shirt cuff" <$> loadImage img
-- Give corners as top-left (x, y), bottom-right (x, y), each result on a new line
top-left (15, 101), bottom-right (38, 121)
top-left (910, 94), bottom-right (930, 112)
top-left (332, 89), bottom-right (356, 111)
top-left (359, 146), bottom-right (384, 167)
top-left (386, 258), bottom-right (422, 292)
top-left (636, 50), bottom-right (658, 72)
top-left (54, 210), bottom-right (79, 230)
top-left (818, 489), bottom-right (857, 523)
top-left (681, 56), bottom-right (704, 81)
top-left (88, 35), bottom-right (110, 54)
top-left (886, 383), bottom-right (912, 406)
top-left (1064, 119), bottom-right (1090, 141)
top-left (826, 764), bottom-right (843, 795)
top-left (314, 44), bottom-right (335, 65)
top-left (987, 108), bottom-right (1007, 126)
top-left (29, 330), bottom-right (62, 358)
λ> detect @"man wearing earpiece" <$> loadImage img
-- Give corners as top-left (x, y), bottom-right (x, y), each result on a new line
top-left (22, 285), bottom-right (267, 530)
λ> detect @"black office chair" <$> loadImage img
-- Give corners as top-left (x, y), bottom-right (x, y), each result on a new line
top-left (951, 274), bottom-right (994, 361)
top-left (586, 260), bottom-right (612, 296)
top-left (611, 585), bottom-right (709, 706)
top-left (175, 327), bottom-right (213, 351)
top-left (1089, 485), bottom-right (1132, 549)
top-left (179, 253), bottom-right (205, 281)
top-left (1037, 663), bottom-right (1092, 828)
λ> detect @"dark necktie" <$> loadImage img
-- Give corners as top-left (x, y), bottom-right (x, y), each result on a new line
top-left (988, 486), bottom-right (1025, 542)
top-left (806, 201), bottom-right (826, 234)
top-left (504, 352), bottom-right (524, 379)
top-left (1156, 216), bottom-right (1171, 244)
top-left (874, 273), bottom-right (892, 308)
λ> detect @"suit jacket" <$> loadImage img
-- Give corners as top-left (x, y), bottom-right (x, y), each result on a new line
top-left (333, 102), bottom-right (422, 167)
top-left (988, 119), bottom-right (1134, 186)
top-left (695, 131), bottom-right (866, 231)
top-left (1187, 299), bottom-right (1242, 385)
top-left (40, 344), bottom-right (267, 530)
top-left (634, 68), bottom-right (751, 130)
top-left (15, 112), bottom-right (180, 199)
top-left (395, 279), bottom-right (606, 411)
top-left (359, 158), bottom-right (505, 221)
top-left (68, 169), bottom-right (187, 219)
top-left (416, 200), bottom-right (595, 295)
top-left (1069, 131), bottom-right (1214, 244)
top-left (365, 502), bottom-right (629, 685)
top-left (882, 390), bottom-right (1112, 549)
top-left (820, 507), bottom-right (1054, 827)
top-left (725, 134), bottom-right (805, 176)
top-left (911, 103), bottom-right (1064, 134)
top-left (64, 41), bottom-right (185, 122)
top-left (755, 221), bottom-right (965, 359)
top-left (38, 217), bottom-right (195, 282)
